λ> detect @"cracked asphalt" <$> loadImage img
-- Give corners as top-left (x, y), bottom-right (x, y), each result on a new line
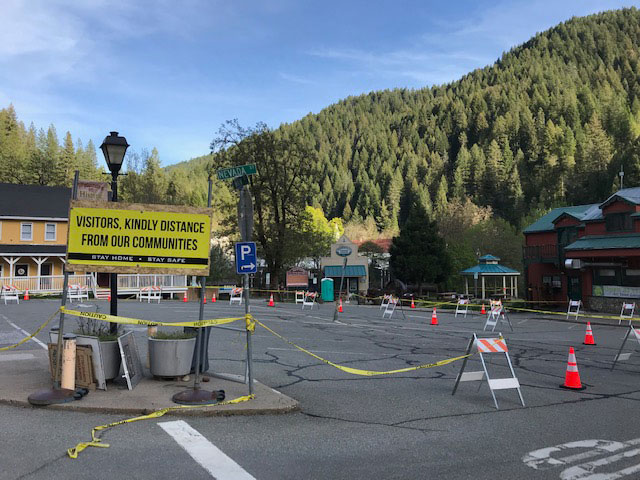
top-left (1, 298), bottom-right (640, 479)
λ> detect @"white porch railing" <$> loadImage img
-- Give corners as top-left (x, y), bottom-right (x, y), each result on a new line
top-left (0, 274), bottom-right (186, 296)
top-left (115, 274), bottom-right (187, 289)
top-left (0, 274), bottom-right (93, 294)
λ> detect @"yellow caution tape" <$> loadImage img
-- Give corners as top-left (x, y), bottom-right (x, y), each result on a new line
top-left (67, 394), bottom-right (254, 459)
top-left (245, 314), bottom-right (256, 333)
top-left (60, 307), bottom-right (245, 328)
top-left (0, 309), bottom-right (58, 351)
top-left (255, 319), bottom-right (472, 376)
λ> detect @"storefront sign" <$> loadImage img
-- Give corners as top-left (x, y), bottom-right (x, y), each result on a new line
top-left (592, 285), bottom-right (640, 299)
top-left (77, 181), bottom-right (109, 202)
top-left (286, 267), bottom-right (308, 287)
top-left (66, 200), bottom-right (212, 275)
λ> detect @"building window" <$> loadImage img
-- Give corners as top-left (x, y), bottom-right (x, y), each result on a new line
top-left (20, 223), bottom-right (33, 241)
top-left (542, 275), bottom-right (561, 290)
top-left (45, 223), bottom-right (56, 241)
top-left (623, 269), bottom-right (640, 287)
top-left (594, 268), bottom-right (620, 286)
top-left (15, 264), bottom-right (28, 277)
top-left (605, 213), bottom-right (632, 232)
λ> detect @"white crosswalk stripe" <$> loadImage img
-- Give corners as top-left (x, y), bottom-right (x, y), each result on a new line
top-left (159, 420), bottom-right (256, 480)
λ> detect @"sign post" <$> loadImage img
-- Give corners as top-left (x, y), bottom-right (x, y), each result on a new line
top-left (236, 190), bottom-right (255, 395)
top-left (217, 164), bottom-right (258, 396)
top-left (333, 245), bottom-right (352, 323)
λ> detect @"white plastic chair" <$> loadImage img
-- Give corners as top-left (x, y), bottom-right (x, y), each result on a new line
top-left (295, 291), bottom-right (305, 304)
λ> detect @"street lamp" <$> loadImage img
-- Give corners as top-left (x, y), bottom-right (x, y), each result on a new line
top-left (100, 131), bottom-right (129, 201)
top-left (100, 131), bottom-right (129, 334)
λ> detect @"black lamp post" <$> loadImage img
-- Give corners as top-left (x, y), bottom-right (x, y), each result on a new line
top-left (100, 131), bottom-right (129, 334)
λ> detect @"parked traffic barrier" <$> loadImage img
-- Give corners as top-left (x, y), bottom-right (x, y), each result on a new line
top-left (452, 333), bottom-right (525, 409)
top-left (611, 327), bottom-right (640, 370)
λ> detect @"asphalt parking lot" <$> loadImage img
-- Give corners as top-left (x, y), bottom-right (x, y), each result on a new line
top-left (1, 297), bottom-right (640, 479)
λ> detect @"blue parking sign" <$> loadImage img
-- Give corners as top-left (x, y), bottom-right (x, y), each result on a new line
top-left (235, 242), bottom-right (257, 274)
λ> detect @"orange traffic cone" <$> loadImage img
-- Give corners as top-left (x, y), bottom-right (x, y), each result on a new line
top-left (183, 291), bottom-right (188, 302)
top-left (560, 347), bottom-right (586, 390)
top-left (107, 293), bottom-right (111, 301)
top-left (583, 322), bottom-right (596, 345)
top-left (212, 293), bottom-right (217, 303)
top-left (268, 294), bottom-right (275, 307)
top-left (203, 295), bottom-right (207, 304)
top-left (24, 289), bottom-right (29, 300)
top-left (481, 303), bottom-right (486, 315)
top-left (411, 297), bottom-right (416, 309)
top-left (431, 307), bottom-right (438, 325)
top-left (338, 298), bottom-right (343, 313)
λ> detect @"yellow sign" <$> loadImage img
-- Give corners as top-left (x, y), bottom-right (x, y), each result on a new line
top-left (66, 201), bottom-right (212, 274)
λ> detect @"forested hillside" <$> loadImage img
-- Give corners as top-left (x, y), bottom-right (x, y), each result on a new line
top-left (275, 7), bottom-right (640, 230)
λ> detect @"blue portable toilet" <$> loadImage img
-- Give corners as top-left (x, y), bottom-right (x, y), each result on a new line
top-left (321, 278), bottom-right (334, 302)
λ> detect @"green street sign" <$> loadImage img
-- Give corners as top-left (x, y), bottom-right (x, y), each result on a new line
top-left (216, 164), bottom-right (257, 181)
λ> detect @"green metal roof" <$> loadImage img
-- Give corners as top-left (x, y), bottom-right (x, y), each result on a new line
top-left (324, 265), bottom-right (367, 277)
top-left (478, 254), bottom-right (500, 261)
top-left (564, 234), bottom-right (640, 251)
top-left (460, 264), bottom-right (519, 275)
top-left (523, 204), bottom-right (596, 233)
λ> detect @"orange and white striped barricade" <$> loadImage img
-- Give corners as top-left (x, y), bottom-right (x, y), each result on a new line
top-left (380, 294), bottom-right (392, 310)
top-left (484, 304), bottom-right (513, 332)
top-left (611, 326), bottom-right (640, 370)
top-left (452, 333), bottom-right (525, 409)
top-left (1, 285), bottom-right (20, 304)
top-left (229, 287), bottom-right (243, 306)
top-left (139, 286), bottom-right (162, 303)
top-left (382, 296), bottom-right (398, 319)
top-left (619, 302), bottom-right (635, 326)
top-left (567, 300), bottom-right (581, 320)
top-left (455, 299), bottom-right (470, 318)
top-left (302, 292), bottom-right (317, 310)
top-left (295, 291), bottom-right (305, 304)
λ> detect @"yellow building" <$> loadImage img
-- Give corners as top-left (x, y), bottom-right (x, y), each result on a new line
top-left (0, 183), bottom-right (70, 289)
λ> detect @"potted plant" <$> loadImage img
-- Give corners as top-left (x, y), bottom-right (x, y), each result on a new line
top-left (148, 330), bottom-right (197, 377)
top-left (74, 317), bottom-right (122, 381)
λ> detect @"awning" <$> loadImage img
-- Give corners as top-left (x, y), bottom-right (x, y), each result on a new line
top-left (0, 244), bottom-right (66, 256)
top-left (565, 234), bottom-right (640, 251)
top-left (324, 265), bottom-right (367, 277)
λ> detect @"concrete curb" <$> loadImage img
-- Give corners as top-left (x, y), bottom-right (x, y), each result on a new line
top-left (0, 348), bottom-right (299, 417)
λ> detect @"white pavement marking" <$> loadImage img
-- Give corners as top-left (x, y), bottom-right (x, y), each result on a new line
top-left (0, 353), bottom-right (35, 361)
top-left (158, 420), bottom-right (256, 480)
top-left (523, 437), bottom-right (640, 479)
top-left (518, 319), bottom-right (529, 325)
top-left (0, 314), bottom-right (47, 350)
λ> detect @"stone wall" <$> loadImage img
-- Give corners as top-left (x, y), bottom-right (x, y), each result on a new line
top-left (586, 295), bottom-right (633, 313)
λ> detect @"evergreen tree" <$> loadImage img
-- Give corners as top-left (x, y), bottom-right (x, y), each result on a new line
top-left (389, 204), bottom-right (451, 293)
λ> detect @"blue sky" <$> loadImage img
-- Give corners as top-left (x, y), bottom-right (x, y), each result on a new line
top-left (0, 0), bottom-right (637, 166)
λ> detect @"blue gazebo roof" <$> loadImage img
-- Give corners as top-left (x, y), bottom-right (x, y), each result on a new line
top-left (460, 253), bottom-right (520, 276)
top-left (460, 264), bottom-right (519, 275)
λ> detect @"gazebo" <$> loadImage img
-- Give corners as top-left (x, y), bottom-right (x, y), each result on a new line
top-left (460, 254), bottom-right (520, 300)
